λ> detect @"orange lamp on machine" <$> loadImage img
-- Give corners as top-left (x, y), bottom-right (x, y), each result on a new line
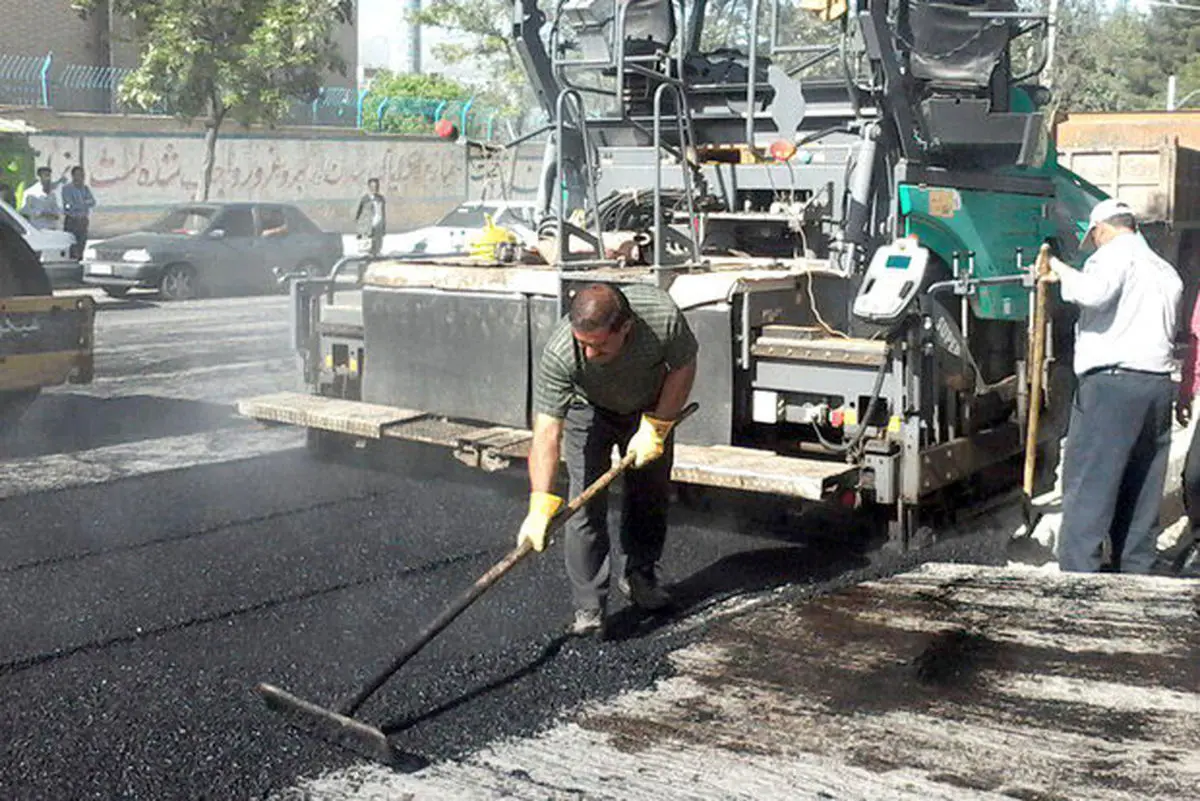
top-left (769, 139), bottom-right (797, 162)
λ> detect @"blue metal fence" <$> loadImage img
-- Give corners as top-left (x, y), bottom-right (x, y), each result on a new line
top-left (0, 52), bottom-right (523, 139)
top-left (0, 53), bottom-right (51, 107)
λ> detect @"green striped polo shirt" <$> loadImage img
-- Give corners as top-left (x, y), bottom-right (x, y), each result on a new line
top-left (533, 284), bottom-right (699, 418)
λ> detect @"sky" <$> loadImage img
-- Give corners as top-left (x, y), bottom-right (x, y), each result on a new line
top-left (357, 0), bottom-right (467, 83)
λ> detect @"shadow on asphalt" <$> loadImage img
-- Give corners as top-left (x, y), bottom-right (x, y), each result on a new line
top-left (605, 540), bottom-right (874, 644)
top-left (0, 393), bottom-right (240, 459)
top-left (379, 636), bottom-right (570, 741)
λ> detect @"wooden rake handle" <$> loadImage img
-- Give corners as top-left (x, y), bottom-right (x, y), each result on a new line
top-left (340, 401), bottom-right (699, 716)
top-left (1023, 244), bottom-right (1052, 498)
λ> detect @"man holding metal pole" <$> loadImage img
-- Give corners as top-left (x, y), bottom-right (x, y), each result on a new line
top-left (518, 283), bottom-right (698, 637)
top-left (1045, 198), bottom-right (1182, 573)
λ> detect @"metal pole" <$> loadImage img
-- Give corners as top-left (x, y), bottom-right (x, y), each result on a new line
top-left (1168, 74), bottom-right (1178, 112)
top-left (40, 52), bottom-right (53, 107)
top-left (461, 96), bottom-right (475, 137)
top-left (406, 0), bottom-right (422, 74)
top-left (745, 0), bottom-right (760, 146)
top-left (1044, 0), bottom-right (1059, 91)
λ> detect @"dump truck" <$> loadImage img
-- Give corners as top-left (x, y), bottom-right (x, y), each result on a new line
top-left (241, 0), bottom-right (1102, 548)
top-left (0, 204), bottom-right (94, 434)
top-left (1056, 109), bottom-right (1200, 313)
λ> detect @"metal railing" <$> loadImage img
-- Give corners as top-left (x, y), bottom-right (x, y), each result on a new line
top-left (0, 52), bottom-right (527, 139)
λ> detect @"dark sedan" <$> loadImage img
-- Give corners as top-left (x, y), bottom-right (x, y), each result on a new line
top-left (82, 202), bottom-right (343, 300)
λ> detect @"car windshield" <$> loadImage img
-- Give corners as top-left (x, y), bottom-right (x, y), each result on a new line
top-left (435, 206), bottom-right (499, 228)
top-left (146, 207), bottom-right (217, 235)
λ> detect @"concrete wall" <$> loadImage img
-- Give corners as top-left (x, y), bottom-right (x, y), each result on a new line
top-left (12, 112), bottom-right (467, 237)
top-left (467, 139), bottom-right (544, 204)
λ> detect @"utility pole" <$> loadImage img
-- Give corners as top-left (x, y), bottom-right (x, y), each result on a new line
top-left (1044, 0), bottom-right (1059, 91)
top-left (407, 0), bottom-right (422, 74)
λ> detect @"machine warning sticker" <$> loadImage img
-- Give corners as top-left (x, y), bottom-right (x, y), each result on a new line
top-left (927, 188), bottom-right (961, 219)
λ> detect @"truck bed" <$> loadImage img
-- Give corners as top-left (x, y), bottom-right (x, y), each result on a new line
top-left (280, 563), bottom-right (1200, 800)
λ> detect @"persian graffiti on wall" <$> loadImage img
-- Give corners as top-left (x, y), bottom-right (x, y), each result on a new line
top-left (28, 133), bottom-right (466, 234)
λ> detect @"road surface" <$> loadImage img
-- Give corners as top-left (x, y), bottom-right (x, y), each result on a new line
top-left (0, 292), bottom-right (916, 799)
top-left (1, 292), bottom-right (1194, 801)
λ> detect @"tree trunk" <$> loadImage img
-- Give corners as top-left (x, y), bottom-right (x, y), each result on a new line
top-left (196, 100), bottom-right (226, 202)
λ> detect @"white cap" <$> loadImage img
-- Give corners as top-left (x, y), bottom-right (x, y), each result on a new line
top-left (1082, 198), bottom-right (1135, 246)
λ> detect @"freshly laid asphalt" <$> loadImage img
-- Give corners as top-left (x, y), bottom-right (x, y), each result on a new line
top-left (0, 293), bottom-right (1010, 799)
top-left (0, 440), bottom-right (1012, 800)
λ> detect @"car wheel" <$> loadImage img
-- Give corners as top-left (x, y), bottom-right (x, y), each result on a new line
top-left (159, 263), bottom-right (197, 301)
top-left (103, 286), bottom-right (130, 299)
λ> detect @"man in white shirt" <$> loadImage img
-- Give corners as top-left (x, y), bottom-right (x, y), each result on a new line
top-left (1046, 198), bottom-right (1182, 573)
top-left (20, 166), bottom-right (64, 230)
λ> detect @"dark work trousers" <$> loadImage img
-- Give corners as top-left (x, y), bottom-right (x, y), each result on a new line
top-left (1059, 369), bottom-right (1174, 573)
top-left (1179, 419), bottom-right (1200, 566)
top-left (64, 215), bottom-right (88, 260)
top-left (563, 403), bottom-right (673, 612)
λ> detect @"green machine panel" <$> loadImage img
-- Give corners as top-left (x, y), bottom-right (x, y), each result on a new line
top-left (899, 184), bottom-right (1057, 321)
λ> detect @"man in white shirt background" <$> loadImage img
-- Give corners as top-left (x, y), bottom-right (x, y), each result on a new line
top-left (1045, 198), bottom-right (1183, 574)
top-left (20, 165), bottom-right (65, 230)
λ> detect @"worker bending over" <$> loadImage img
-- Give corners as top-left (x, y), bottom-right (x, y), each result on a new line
top-left (519, 283), bottom-right (698, 636)
top-left (1046, 198), bottom-right (1182, 573)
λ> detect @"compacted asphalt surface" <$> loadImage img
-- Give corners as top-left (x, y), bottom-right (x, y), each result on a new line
top-left (3, 291), bottom-right (996, 800)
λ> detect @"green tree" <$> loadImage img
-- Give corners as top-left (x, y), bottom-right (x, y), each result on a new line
top-left (1050, 0), bottom-right (1149, 113)
top-left (1049, 0), bottom-right (1200, 112)
top-left (73, 0), bottom-right (354, 200)
top-left (1143, 4), bottom-right (1200, 108)
top-left (410, 0), bottom-right (528, 110)
top-left (362, 70), bottom-right (472, 134)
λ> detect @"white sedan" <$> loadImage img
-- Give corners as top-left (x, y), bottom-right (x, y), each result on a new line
top-left (0, 198), bottom-right (79, 287)
top-left (389, 201), bottom-right (538, 257)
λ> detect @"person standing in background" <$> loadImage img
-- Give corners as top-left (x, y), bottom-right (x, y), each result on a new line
top-left (354, 178), bottom-right (386, 258)
top-left (20, 166), bottom-right (65, 230)
top-left (61, 166), bottom-right (96, 260)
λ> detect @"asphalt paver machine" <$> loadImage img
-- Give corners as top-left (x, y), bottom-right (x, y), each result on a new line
top-left (242, 0), bottom-right (1104, 547)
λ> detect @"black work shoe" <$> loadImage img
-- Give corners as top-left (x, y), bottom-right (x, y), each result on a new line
top-left (569, 607), bottom-right (604, 637)
top-left (617, 570), bottom-right (672, 611)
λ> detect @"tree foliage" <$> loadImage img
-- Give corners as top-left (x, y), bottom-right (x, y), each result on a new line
top-left (361, 69), bottom-right (473, 134)
top-left (73, 0), bottom-right (354, 199)
top-left (409, 0), bottom-right (527, 110)
top-left (1051, 0), bottom-right (1200, 112)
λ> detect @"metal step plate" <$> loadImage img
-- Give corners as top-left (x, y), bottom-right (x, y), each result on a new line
top-left (239, 392), bottom-right (857, 500)
top-left (673, 444), bottom-right (856, 499)
top-left (237, 391), bottom-right (425, 439)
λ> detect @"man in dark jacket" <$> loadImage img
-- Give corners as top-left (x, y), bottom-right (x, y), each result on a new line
top-left (354, 178), bottom-right (386, 257)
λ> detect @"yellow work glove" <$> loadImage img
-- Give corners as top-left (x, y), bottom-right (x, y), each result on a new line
top-left (517, 491), bottom-right (564, 552)
top-left (628, 414), bottom-right (675, 468)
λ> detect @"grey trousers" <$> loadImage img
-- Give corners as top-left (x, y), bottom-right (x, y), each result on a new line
top-left (563, 403), bottom-right (673, 611)
top-left (1058, 369), bottom-right (1174, 573)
